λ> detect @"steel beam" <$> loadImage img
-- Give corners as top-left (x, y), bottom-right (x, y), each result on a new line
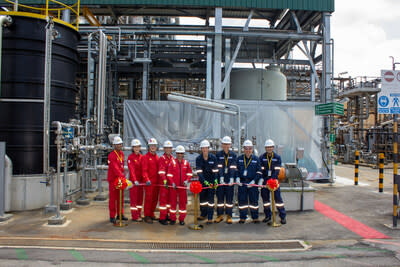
top-left (206, 37), bottom-right (212, 99)
top-left (213, 7), bottom-right (222, 99)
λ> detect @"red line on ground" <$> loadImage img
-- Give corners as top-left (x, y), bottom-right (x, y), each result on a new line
top-left (314, 200), bottom-right (390, 239)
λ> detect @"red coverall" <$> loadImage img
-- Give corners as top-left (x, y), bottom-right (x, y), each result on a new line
top-left (107, 150), bottom-right (125, 218)
top-left (166, 158), bottom-right (192, 222)
top-left (127, 152), bottom-right (143, 220)
top-left (158, 153), bottom-right (174, 221)
top-left (142, 151), bottom-right (159, 218)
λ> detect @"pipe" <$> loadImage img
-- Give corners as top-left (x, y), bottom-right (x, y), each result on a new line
top-left (0, 16), bottom-right (12, 97)
top-left (4, 154), bottom-right (12, 212)
top-left (359, 95), bottom-right (370, 120)
top-left (96, 30), bottom-right (107, 136)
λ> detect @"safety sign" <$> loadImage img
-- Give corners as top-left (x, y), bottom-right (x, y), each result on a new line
top-left (378, 70), bottom-right (400, 114)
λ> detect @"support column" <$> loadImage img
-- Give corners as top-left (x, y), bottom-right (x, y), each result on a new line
top-left (0, 142), bottom-right (12, 222)
top-left (213, 7), bottom-right (222, 100)
top-left (142, 50), bottom-right (149, 100)
top-left (224, 38), bottom-right (231, 99)
top-left (206, 37), bottom-right (213, 99)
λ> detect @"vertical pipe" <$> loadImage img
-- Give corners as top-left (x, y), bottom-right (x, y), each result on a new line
top-left (0, 16), bottom-right (12, 97)
top-left (213, 7), bottom-right (222, 100)
top-left (354, 150), bottom-right (359, 185)
top-left (87, 33), bottom-right (95, 118)
top-left (224, 38), bottom-right (231, 99)
top-left (43, 18), bottom-right (54, 175)
top-left (379, 153), bottom-right (384, 193)
top-left (96, 31), bottom-right (107, 135)
top-left (0, 142), bottom-right (5, 217)
top-left (206, 37), bottom-right (213, 99)
top-left (55, 134), bottom-right (61, 218)
top-left (393, 118), bottom-right (398, 227)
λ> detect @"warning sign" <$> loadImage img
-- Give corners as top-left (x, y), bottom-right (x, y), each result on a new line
top-left (378, 70), bottom-right (400, 114)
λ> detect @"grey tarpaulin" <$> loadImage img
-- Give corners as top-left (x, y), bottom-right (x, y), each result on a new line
top-left (124, 100), bottom-right (326, 179)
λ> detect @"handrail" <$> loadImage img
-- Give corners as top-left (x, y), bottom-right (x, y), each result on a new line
top-left (2, 0), bottom-right (80, 30)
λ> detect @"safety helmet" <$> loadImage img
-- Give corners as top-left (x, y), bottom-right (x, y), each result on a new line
top-left (264, 139), bottom-right (275, 147)
top-left (175, 145), bottom-right (185, 153)
top-left (113, 136), bottom-right (123, 145)
top-left (163, 140), bottom-right (173, 148)
top-left (243, 139), bottom-right (253, 147)
top-left (131, 139), bottom-right (141, 147)
top-left (221, 136), bottom-right (232, 144)
top-left (200, 139), bottom-right (210, 148)
top-left (148, 138), bottom-right (158, 145)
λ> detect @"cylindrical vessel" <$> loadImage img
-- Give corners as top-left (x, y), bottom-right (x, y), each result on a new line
top-left (0, 15), bottom-right (79, 174)
top-left (230, 66), bottom-right (287, 100)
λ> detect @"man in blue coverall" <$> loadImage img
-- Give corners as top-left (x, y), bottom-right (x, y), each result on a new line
top-left (196, 139), bottom-right (219, 224)
top-left (236, 139), bottom-right (262, 224)
top-left (259, 139), bottom-right (286, 224)
top-left (215, 136), bottom-right (237, 224)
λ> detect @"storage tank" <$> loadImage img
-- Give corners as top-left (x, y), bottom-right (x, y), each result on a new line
top-left (0, 15), bottom-right (80, 174)
top-left (230, 65), bottom-right (287, 100)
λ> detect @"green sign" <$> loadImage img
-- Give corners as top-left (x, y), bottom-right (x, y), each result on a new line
top-left (330, 134), bottom-right (335, 143)
top-left (315, 102), bottom-right (344, 116)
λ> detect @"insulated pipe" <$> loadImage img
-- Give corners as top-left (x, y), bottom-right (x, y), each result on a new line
top-left (0, 16), bottom-right (12, 97)
top-left (96, 31), bottom-right (107, 136)
top-left (359, 95), bottom-right (370, 120)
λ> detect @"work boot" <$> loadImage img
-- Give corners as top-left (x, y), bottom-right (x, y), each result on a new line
top-left (166, 215), bottom-right (171, 222)
top-left (110, 217), bottom-right (116, 224)
top-left (159, 219), bottom-right (168, 225)
top-left (214, 215), bottom-right (224, 223)
top-left (197, 216), bottom-right (206, 221)
top-left (144, 216), bottom-right (153, 224)
top-left (206, 220), bottom-right (213, 225)
top-left (121, 215), bottom-right (129, 221)
top-left (151, 216), bottom-right (158, 221)
top-left (281, 218), bottom-right (287, 224)
top-left (169, 220), bottom-right (176, 225)
top-left (253, 219), bottom-right (260, 224)
top-left (226, 215), bottom-right (233, 224)
top-left (132, 218), bottom-right (142, 222)
top-left (262, 216), bottom-right (271, 223)
top-left (238, 219), bottom-right (246, 224)
top-left (179, 221), bottom-right (185, 226)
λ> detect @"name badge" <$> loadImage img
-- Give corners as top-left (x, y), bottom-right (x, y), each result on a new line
top-left (243, 170), bottom-right (248, 177)
top-left (268, 170), bottom-right (272, 176)
top-left (224, 167), bottom-right (228, 174)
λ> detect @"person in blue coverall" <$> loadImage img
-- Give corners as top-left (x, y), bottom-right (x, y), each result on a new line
top-left (215, 136), bottom-right (237, 224)
top-left (236, 139), bottom-right (262, 224)
top-left (196, 139), bottom-right (219, 224)
top-left (259, 139), bottom-right (286, 224)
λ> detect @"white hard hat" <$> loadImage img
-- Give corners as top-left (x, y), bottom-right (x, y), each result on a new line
top-left (221, 136), bottom-right (232, 144)
top-left (148, 138), bottom-right (158, 145)
top-left (200, 140), bottom-right (210, 148)
top-left (131, 139), bottom-right (141, 147)
top-left (163, 140), bottom-right (173, 148)
top-left (175, 145), bottom-right (185, 153)
top-left (264, 139), bottom-right (275, 147)
top-left (243, 139), bottom-right (253, 147)
top-left (113, 136), bottom-right (123, 145)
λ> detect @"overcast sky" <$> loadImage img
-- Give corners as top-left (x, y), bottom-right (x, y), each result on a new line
top-left (332, 0), bottom-right (400, 77)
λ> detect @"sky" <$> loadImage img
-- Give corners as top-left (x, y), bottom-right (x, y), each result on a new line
top-left (332, 0), bottom-right (400, 77)
top-left (179, 0), bottom-right (400, 78)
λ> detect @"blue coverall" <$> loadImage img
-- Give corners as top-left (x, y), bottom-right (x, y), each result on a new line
top-left (216, 150), bottom-right (237, 217)
top-left (259, 152), bottom-right (286, 220)
top-left (196, 153), bottom-right (218, 220)
top-left (236, 154), bottom-right (262, 220)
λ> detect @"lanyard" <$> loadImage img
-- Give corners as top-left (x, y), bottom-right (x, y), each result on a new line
top-left (114, 150), bottom-right (123, 163)
top-left (267, 152), bottom-right (273, 170)
top-left (224, 152), bottom-right (229, 167)
top-left (244, 155), bottom-right (252, 169)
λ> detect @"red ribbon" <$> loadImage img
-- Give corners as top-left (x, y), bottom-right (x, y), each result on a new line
top-left (114, 177), bottom-right (128, 190)
top-left (190, 181), bottom-right (202, 194)
top-left (267, 178), bottom-right (279, 191)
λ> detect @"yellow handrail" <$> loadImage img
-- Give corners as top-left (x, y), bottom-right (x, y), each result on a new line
top-left (2, 0), bottom-right (80, 30)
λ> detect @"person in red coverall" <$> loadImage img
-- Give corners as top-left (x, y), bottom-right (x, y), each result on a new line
top-left (158, 140), bottom-right (174, 225)
top-left (142, 138), bottom-right (159, 224)
top-left (127, 139), bottom-right (145, 222)
top-left (166, 145), bottom-right (193, 225)
top-left (107, 136), bottom-right (128, 224)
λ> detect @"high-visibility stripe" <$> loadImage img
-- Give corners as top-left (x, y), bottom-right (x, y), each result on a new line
top-left (166, 204), bottom-right (171, 207)
top-left (159, 206), bottom-right (167, 210)
top-left (187, 173), bottom-right (193, 176)
top-left (261, 166), bottom-right (265, 170)
top-left (217, 204), bottom-right (225, 207)
top-left (170, 210), bottom-right (177, 213)
top-left (196, 170), bottom-right (203, 173)
top-left (200, 202), bottom-right (208, 206)
top-left (179, 210), bottom-right (187, 213)
top-left (274, 167), bottom-right (281, 170)
top-left (257, 171), bottom-right (262, 175)
top-left (212, 169), bottom-right (219, 173)
top-left (217, 164), bottom-right (223, 168)
top-left (249, 205), bottom-right (259, 209)
top-left (208, 203), bottom-right (215, 207)
top-left (275, 203), bottom-right (285, 207)
top-left (230, 166), bottom-right (237, 169)
top-left (167, 174), bottom-right (173, 177)
top-left (130, 207), bottom-right (138, 210)
top-left (263, 203), bottom-right (271, 207)
top-left (137, 206), bottom-right (143, 209)
top-left (158, 171), bottom-right (166, 174)
top-left (225, 204), bottom-right (233, 208)
top-left (239, 205), bottom-right (248, 209)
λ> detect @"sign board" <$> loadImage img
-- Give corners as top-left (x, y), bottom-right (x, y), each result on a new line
top-left (378, 70), bottom-right (400, 114)
top-left (62, 126), bottom-right (74, 140)
top-left (315, 102), bottom-right (344, 116)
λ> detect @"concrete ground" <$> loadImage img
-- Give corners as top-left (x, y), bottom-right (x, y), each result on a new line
top-left (1, 163), bottom-right (400, 266)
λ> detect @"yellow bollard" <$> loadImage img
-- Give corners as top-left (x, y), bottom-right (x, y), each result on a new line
top-left (189, 193), bottom-right (203, 230)
top-left (379, 153), bottom-right (384, 193)
top-left (114, 181), bottom-right (127, 227)
top-left (354, 150), bottom-right (359, 185)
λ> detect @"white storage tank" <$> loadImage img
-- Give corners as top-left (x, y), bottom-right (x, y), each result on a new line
top-left (230, 65), bottom-right (287, 100)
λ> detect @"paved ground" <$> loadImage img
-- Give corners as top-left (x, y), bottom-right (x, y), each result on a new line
top-left (1, 163), bottom-right (400, 266)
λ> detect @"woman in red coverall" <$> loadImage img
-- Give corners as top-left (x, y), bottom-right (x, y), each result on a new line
top-left (142, 138), bottom-right (159, 224)
top-left (107, 136), bottom-right (128, 224)
top-left (166, 145), bottom-right (192, 225)
top-left (127, 139), bottom-right (145, 222)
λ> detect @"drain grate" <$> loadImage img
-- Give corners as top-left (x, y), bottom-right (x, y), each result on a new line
top-left (0, 238), bottom-right (308, 251)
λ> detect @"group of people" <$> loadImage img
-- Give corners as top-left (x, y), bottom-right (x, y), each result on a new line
top-left (107, 135), bottom-right (286, 226)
